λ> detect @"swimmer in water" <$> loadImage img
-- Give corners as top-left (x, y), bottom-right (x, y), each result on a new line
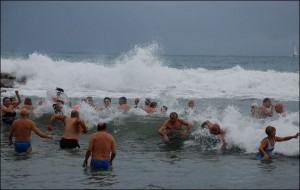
top-left (201, 120), bottom-right (227, 150)
top-left (257, 126), bottom-right (299, 160)
top-left (158, 112), bottom-right (193, 142)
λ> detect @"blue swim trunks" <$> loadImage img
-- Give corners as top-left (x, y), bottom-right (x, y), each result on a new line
top-left (91, 160), bottom-right (110, 170)
top-left (14, 141), bottom-right (31, 153)
top-left (257, 152), bottom-right (272, 160)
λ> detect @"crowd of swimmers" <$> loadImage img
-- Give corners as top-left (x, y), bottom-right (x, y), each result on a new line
top-left (1, 88), bottom-right (299, 170)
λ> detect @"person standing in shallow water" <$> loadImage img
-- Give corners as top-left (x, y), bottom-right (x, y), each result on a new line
top-left (158, 112), bottom-right (193, 142)
top-left (9, 109), bottom-right (53, 153)
top-left (257, 126), bottom-right (299, 160)
top-left (47, 110), bottom-right (88, 149)
top-left (83, 122), bottom-right (116, 170)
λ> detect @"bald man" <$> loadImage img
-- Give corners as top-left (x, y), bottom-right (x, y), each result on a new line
top-left (83, 122), bottom-right (116, 170)
top-left (201, 120), bottom-right (227, 150)
top-left (47, 110), bottom-right (88, 149)
top-left (274, 102), bottom-right (286, 117)
top-left (9, 109), bottom-right (53, 153)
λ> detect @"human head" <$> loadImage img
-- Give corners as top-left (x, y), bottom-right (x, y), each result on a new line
top-left (56, 87), bottom-right (64, 96)
top-left (97, 122), bottom-right (107, 131)
top-left (263, 98), bottom-right (272, 108)
top-left (188, 100), bottom-right (195, 108)
top-left (169, 112), bottom-right (178, 123)
top-left (24, 97), bottom-right (32, 105)
top-left (119, 96), bottom-right (127, 105)
top-left (274, 102), bottom-right (284, 114)
top-left (73, 104), bottom-right (80, 111)
top-left (20, 109), bottom-right (29, 118)
top-left (210, 124), bottom-right (221, 135)
top-left (145, 98), bottom-right (151, 106)
top-left (53, 103), bottom-right (63, 114)
top-left (86, 97), bottom-right (94, 106)
top-left (265, 126), bottom-right (276, 136)
top-left (9, 97), bottom-right (16, 104)
top-left (71, 110), bottom-right (79, 118)
top-left (2, 97), bottom-right (11, 106)
top-left (103, 97), bottom-right (111, 107)
top-left (150, 101), bottom-right (157, 108)
top-left (134, 98), bottom-right (140, 105)
top-left (160, 106), bottom-right (168, 113)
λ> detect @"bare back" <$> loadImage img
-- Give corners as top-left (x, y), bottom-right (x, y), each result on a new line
top-left (12, 118), bottom-right (35, 141)
top-left (62, 117), bottom-right (82, 140)
top-left (88, 132), bottom-right (116, 160)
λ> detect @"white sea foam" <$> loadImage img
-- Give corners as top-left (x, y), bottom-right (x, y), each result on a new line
top-left (1, 45), bottom-right (299, 101)
top-left (190, 105), bottom-right (299, 156)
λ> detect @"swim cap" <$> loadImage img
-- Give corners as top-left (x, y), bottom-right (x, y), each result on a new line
top-left (73, 104), bottom-right (80, 111)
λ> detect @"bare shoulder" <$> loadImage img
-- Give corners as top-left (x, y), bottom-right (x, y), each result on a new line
top-left (179, 118), bottom-right (190, 125)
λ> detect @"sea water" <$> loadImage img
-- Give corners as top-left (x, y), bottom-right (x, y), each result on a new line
top-left (1, 43), bottom-right (299, 189)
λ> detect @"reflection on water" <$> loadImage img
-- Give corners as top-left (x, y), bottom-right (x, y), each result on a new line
top-left (258, 159), bottom-right (277, 172)
top-left (83, 167), bottom-right (118, 187)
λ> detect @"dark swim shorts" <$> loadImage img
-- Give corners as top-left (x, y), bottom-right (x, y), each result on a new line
top-left (60, 138), bottom-right (80, 149)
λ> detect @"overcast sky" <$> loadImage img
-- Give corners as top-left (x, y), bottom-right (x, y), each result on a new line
top-left (1, 1), bottom-right (299, 56)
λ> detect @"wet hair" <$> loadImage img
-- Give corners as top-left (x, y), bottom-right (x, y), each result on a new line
top-left (150, 101), bottom-right (157, 108)
top-left (263, 98), bottom-right (270, 104)
top-left (169, 112), bottom-right (178, 118)
top-left (56, 87), bottom-right (64, 96)
top-left (97, 122), bottom-right (107, 131)
top-left (265, 126), bottom-right (276, 136)
top-left (104, 97), bottom-right (111, 102)
top-left (210, 124), bottom-right (221, 135)
top-left (24, 97), bottom-right (32, 105)
top-left (71, 110), bottom-right (79, 117)
top-left (86, 97), bottom-right (94, 104)
top-left (119, 96), bottom-right (127, 104)
top-left (2, 97), bottom-right (10, 104)
top-left (145, 98), bottom-right (151, 105)
top-left (56, 87), bottom-right (64, 93)
top-left (162, 106), bottom-right (168, 111)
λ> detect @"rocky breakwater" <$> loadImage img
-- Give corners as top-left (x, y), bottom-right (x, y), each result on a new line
top-left (1, 73), bottom-right (27, 88)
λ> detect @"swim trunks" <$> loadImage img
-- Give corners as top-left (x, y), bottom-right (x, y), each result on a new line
top-left (14, 141), bottom-right (31, 153)
top-left (91, 160), bottom-right (110, 170)
top-left (2, 111), bottom-right (17, 125)
top-left (60, 138), bottom-right (80, 149)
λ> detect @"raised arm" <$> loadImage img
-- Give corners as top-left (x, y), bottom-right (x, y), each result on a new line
top-left (275, 133), bottom-right (300, 142)
top-left (13, 91), bottom-right (22, 108)
top-left (47, 114), bottom-right (66, 131)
